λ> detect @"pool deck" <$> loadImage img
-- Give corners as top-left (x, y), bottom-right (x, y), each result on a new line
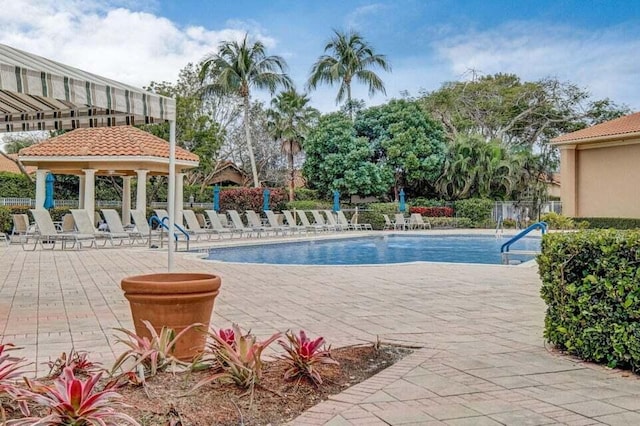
top-left (2, 230), bottom-right (640, 425)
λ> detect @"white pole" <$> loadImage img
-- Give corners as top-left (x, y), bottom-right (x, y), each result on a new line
top-left (168, 120), bottom-right (176, 272)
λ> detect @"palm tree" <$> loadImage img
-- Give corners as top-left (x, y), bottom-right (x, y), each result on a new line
top-left (200, 34), bottom-right (293, 187)
top-left (307, 29), bottom-right (391, 120)
top-left (267, 90), bottom-right (319, 201)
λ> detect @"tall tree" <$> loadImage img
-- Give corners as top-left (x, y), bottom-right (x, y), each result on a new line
top-left (200, 34), bottom-right (293, 187)
top-left (267, 89), bottom-right (319, 201)
top-left (307, 30), bottom-right (390, 120)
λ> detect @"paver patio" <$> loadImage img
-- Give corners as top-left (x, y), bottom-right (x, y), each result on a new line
top-left (2, 232), bottom-right (640, 425)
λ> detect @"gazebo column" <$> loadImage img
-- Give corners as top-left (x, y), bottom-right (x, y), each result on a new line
top-left (78, 175), bottom-right (86, 209)
top-left (122, 176), bottom-right (132, 226)
top-left (82, 169), bottom-right (96, 228)
top-left (174, 172), bottom-right (185, 226)
top-left (135, 170), bottom-right (148, 213)
top-left (35, 169), bottom-right (49, 210)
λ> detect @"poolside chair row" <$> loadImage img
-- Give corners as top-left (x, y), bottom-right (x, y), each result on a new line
top-left (158, 209), bottom-right (373, 241)
top-left (383, 213), bottom-right (432, 230)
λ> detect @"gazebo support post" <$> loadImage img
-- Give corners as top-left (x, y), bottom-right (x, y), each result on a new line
top-left (35, 169), bottom-right (49, 210)
top-left (122, 176), bottom-right (132, 226)
top-left (135, 170), bottom-right (148, 212)
top-left (175, 172), bottom-right (184, 227)
top-left (168, 120), bottom-right (176, 272)
top-left (83, 169), bottom-right (96, 228)
top-left (79, 175), bottom-right (86, 209)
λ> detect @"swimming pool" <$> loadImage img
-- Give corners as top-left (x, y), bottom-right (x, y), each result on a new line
top-left (200, 234), bottom-right (540, 265)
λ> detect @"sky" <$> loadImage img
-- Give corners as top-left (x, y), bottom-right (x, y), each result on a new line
top-left (0, 0), bottom-right (639, 113)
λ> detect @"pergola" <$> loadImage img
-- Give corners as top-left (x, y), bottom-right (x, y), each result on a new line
top-left (18, 126), bottom-right (199, 227)
top-left (0, 43), bottom-right (180, 270)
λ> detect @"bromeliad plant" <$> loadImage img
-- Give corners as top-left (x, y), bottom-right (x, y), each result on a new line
top-left (45, 349), bottom-right (102, 379)
top-left (1, 343), bottom-right (28, 416)
top-left (111, 321), bottom-right (199, 380)
top-left (193, 324), bottom-right (281, 393)
top-left (278, 330), bottom-right (338, 385)
top-left (10, 367), bottom-right (140, 426)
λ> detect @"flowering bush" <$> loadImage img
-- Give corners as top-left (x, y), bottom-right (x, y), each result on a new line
top-left (12, 367), bottom-right (139, 425)
top-left (409, 206), bottom-right (454, 217)
top-left (278, 330), bottom-right (338, 385)
top-left (219, 188), bottom-right (286, 213)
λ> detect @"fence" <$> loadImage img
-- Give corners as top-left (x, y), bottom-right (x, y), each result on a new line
top-left (0, 198), bottom-right (124, 208)
top-left (492, 201), bottom-right (562, 222)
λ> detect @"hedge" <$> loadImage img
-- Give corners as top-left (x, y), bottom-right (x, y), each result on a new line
top-left (538, 230), bottom-right (640, 370)
top-left (427, 217), bottom-right (473, 228)
top-left (575, 217), bottom-right (640, 230)
top-left (453, 198), bottom-right (494, 226)
top-left (0, 172), bottom-right (35, 198)
top-left (219, 188), bottom-right (286, 213)
top-left (285, 200), bottom-right (333, 211)
top-left (358, 203), bottom-right (398, 230)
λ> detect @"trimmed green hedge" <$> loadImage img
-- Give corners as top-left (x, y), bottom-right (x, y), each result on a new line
top-left (575, 217), bottom-right (640, 230)
top-left (358, 203), bottom-right (398, 230)
top-left (286, 200), bottom-right (333, 211)
top-left (0, 172), bottom-right (35, 198)
top-left (453, 198), bottom-right (493, 226)
top-left (539, 230), bottom-right (640, 370)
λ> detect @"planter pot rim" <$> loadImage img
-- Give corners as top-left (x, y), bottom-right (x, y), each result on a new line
top-left (122, 273), bottom-right (221, 295)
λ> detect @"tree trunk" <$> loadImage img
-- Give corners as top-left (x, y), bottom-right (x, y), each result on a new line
top-left (288, 141), bottom-right (295, 202)
top-left (243, 95), bottom-right (260, 187)
top-left (0, 151), bottom-right (34, 182)
top-left (347, 83), bottom-right (354, 121)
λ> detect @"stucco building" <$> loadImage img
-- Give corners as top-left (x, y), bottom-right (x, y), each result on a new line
top-left (552, 112), bottom-right (640, 218)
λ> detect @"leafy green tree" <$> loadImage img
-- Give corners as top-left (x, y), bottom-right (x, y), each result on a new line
top-left (200, 34), bottom-right (293, 187)
top-left (354, 99), bottom-right (447, 198)
top-left (303, 113), bottom-right (392, 197)
top-left (266, 90), bottom-right (319, 201)
top-left (307, 30), bottom-right (390, 120)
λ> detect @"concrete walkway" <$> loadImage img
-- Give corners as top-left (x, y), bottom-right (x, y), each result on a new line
top-left (1, 234), bottom-right (640, 425)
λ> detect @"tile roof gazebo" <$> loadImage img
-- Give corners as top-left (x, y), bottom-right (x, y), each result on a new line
top-left (19, 126), bottom-right (199, 227)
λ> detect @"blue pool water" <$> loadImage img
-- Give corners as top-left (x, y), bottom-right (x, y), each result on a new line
top-left (201, 235), bottom-right (540, 265)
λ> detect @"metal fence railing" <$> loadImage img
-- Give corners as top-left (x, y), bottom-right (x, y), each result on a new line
top-left (492, 201), bottom-right (562, 222)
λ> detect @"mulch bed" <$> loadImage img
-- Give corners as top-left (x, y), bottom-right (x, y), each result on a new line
top-left (3, 344), bottom-right (411, 425)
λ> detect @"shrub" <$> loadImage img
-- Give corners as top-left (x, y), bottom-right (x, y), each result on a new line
top-left (0, 172), bottom-right (35, 198)
top-left (358, 203), bottom-right (398, 230)
top-left (409, 206), bottom-right (453, 217)
top-left (575, 217), bottom-right (640, 230)
top-left (426, 217), bottom-right (473, 228)
top-left (540, 212), bottom-right (576, 230)
top-left (294, 188), bottom-right (319, 201)
top-left (220, 188), bottom-right (286, 213)
top-left (286, 200), bottom-right (332, 211)
top-left (409, 198), bottom-right (447, 207)
top-left (453, 198), bottom-right (494, 226)
top-left (538, 230), bottom-right (640, 370)
top-left (278, 330), bottom-right (338, 386)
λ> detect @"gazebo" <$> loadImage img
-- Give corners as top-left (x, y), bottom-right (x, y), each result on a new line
top-left (0, 43), bottom-right (182, 270)
top-left (19, 126), bottom-right (199, 226)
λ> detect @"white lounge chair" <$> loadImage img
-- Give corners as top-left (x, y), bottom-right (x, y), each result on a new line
top-left (297, 210), bottom-right (326, 233)
top-left (351, 212), bottom-right (373, 231)
top-left (409, 213), bottom-right (431, 230)
top-left (310, 210), bottom-right (334, 231)
top-left (323, 210), bottom-right (347, 231)
top-left (72, 209), bottom-right (131, 246)
top-left (102, 209), bottom-right (147, 244)
top-left (183, 210), bottom-right (215, 240)
top-left (227, 210), bottom-right (260, 237)
top-left (336, 210), bottom-right (360, 231)
top-left (10, 214), bottom-right (34, 243)
top-left (282, 210), bottom-right (310, 234)
top-left (204, 210), bottom-right (239, 238)
top-left (383, 214), bottom-right (394, 230)
top-left (245, 210), bottom-right (271, 236)
top-left (394, 214), bottom-right (409, 231)
top-left (264, 210), bottom-right (292, 235)
top-left (24, 209), bottom-right (95, 250)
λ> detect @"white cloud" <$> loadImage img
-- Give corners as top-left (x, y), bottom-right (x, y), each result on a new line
top-left (433, 21), bottom-right (640, 109)
top-left (0, 0), bottom-right (273, 88)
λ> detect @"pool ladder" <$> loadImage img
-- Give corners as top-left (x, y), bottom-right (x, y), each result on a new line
top-left (500, 221), bottom-right (547, 264)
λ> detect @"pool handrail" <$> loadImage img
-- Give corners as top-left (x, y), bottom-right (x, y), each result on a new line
top-left (148, 215), bottom-right (190, 250)
top-left (500, 221), bottom-right (547, 253)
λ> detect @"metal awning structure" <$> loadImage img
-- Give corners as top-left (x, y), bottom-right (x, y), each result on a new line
top-left (0, 43), bottom-right (179, 270)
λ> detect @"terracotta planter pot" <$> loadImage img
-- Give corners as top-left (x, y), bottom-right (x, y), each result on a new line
top-left (121, 273), bottom-right (221, 360)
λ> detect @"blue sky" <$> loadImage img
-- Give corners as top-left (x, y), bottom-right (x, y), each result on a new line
top-left (0, 0), bottom-right (638, 112)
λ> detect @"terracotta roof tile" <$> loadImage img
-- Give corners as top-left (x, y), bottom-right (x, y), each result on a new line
top-left (0, 153), bottom-right (36, 174)
top-left (552, 112), bottom-right (640, 143)
top-left (19, 127), bottom-right (199, 162)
